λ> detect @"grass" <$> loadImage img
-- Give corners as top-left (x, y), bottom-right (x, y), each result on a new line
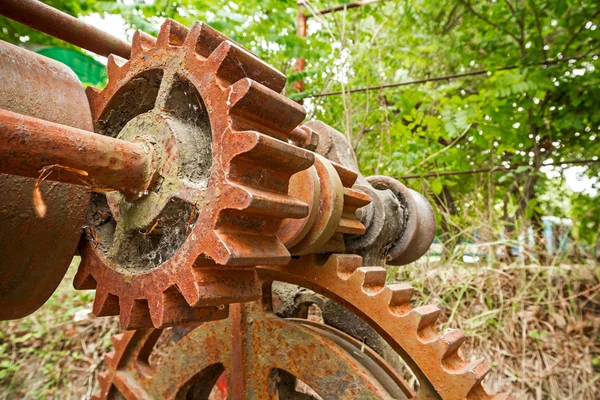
top-left (400, 254), bottom-right (600, 399)
top-left (0, 258), bottom-right (118, 399)
top-left (0, 254), bottom-right (598, 399)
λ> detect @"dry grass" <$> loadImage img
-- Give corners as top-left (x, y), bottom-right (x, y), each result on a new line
top-left (399, 255), bottom-right (600, 399)
top-left (0, 254), bottom-right (598, 399)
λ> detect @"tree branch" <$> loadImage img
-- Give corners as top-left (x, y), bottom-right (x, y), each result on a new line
top-left (562, 8), bottom-right (600, 55)
top-left (458, 0), bottom-right (521, 42)
top-left (505, 0), bottom-right (516, 15)
top-left (528, 0), bottom-right (547, 59)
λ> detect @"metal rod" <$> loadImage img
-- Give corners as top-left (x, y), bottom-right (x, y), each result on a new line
top-left (0, 108), bottom-right (153, 194)
top-left (0, 0), bottom-right (131, 59)
top-left (294, 10), bottom-right (307, 94)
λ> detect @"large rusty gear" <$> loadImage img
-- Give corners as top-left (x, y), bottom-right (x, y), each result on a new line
top-left (74, 19), bottom-right (315, 330)
top-left (94, 254), bottom-right (512, 400)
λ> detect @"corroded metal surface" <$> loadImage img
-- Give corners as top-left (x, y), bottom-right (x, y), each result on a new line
top-left (0, 0), bottom-right (131, 59)
top-left (94, 306), bottom-right (413, 399)
top-left (366, 175), bottom-right (436, 265)
top-left (0, 40), bottom-right (90, 320)
top-left (95, 254), bottom-right (513, 399)
top-left (0, 108), bottom-right (155, 194)
top-left (74, 19), bottom-right (315, 330)
top-left (307, 120), bottom-right (436, 266)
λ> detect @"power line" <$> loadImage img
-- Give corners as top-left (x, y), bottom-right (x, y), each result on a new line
top-left (397, 158), bottom-right (600, 180)
top-left (311, 0), bottom-right (388, 16)
top-left (306, 52), bottom-right (600, 98)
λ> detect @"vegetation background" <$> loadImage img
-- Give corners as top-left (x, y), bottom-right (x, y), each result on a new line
top-left (0, 0), bottom-right (599, 398)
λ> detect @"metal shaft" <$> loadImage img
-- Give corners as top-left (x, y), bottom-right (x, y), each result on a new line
top-left (0, 108), bottom-right (153, 194)
top-left (0, 0), bottom-right (131, 59)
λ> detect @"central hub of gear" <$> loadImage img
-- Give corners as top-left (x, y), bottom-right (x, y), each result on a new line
top-left (108, 110), bottom-right (211, 233)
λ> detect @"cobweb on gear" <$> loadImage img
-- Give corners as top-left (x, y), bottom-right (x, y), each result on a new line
top-left (88, 193), bottom-right (199, 274)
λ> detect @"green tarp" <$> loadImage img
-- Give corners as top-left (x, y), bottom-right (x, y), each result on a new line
top-left (36, 47), bottom-right (107, 87)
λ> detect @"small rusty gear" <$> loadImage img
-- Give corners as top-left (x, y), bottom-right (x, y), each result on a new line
top-left (278, 155), bottom-right (370, 255)
top-left (94, 254), bottom-right (512, 399)
top-left (75, 19), bottom-right (315, 330)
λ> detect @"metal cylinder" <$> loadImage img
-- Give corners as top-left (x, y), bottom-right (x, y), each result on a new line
top-left (0, 40), bottom-right (91, 319)
top-left (0, 108), bottom-right (154, 194)
top-left (0, 0), bottom-right (131, 59)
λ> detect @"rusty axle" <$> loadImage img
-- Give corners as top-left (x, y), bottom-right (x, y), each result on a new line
top-left (0, 108), bottom-right (154, 194)
top-left (0, 0), bottom-right (131, 59)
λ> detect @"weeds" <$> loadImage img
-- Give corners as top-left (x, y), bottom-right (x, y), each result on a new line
top-left (0, 257), bottom-right (118, 399)
top-left (398, 255), bottom-right (600, 399)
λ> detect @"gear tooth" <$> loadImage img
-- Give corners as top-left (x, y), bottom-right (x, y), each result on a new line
top-left (95, 371), bottom-right (111, 397)
top-left (234, 130), bottom-right (313, 172)
top-left (228, 78), bottom-right (305, 141)
top-left (462, 358), bottom-right (492, 380)
top-left (106, 54), bottom-right (128, 77)
top-left (93, 287), bottom-right (120, 317)
top-left (214, 231), bottom-right (290, 266)
top-left (117, 298), bottom-right (133, 330)
top-left (97, 371), bottom-right (109, 386)
top-left (378, 283), bottom-right (414, 315)
top-left (228, 184), bottom-right (309, 220)
top-left (103, 351), bottom-right (118, 369)
top-left (156, 286), bottom-right (230, 326)
top-left (208, 41), bottom-right (286, 93)
top-left (319, 163), bottom-right (370, 252)
top-left (73, 260), bottom-right (97, 290)
top-left (110, 333), bottom-right (126, 348)
top-left (334, 254), bottom-right (363, 278)
top-left (343, 187), bottom-right (371, 209)
top-left (330, 161), bottom-right (358, 187)
top-left (438, 328), bottom-right (466, 359)
top-left (336, 216), bottom-right (366, 235)
top-left (348, 266), bottom-right (386, 294)
top-left (131, 30), bottom-right (156, 58)
top-left (171, 268), bottom-right (201, 307)
top-left (146, 292), bottom-right (165, 329)
top-left (226, 131), bottom-right (314, 195)
top-left (85, 85), bottom-right (101, 97)
top-left (467, 383), bottom-right (513, 400)
top-left (185, 20), bottom-right (229, 58)
top-left (413, 304), bottom-right (441, 340)
top-left (191, 267), bottom-right (260, 306)
top-left (157, 18), bottom-right (189, 48)
top-left (85, 86), bottom-right (103, 121)
top-left (121, 299), bottom-right (154, 330)
top-left (94, 371), bottom-right (112, 400)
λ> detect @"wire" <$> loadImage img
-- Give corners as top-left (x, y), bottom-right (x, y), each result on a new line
top-left (306, 52), bottom-right (600, 98)
top-left (396, 158), bottom-right (600, 180)
top-left (309, 0), bottom-right (389, 16)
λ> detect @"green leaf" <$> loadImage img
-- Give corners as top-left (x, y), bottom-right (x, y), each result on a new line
top-left (431, 179), bottom-right (443, 195)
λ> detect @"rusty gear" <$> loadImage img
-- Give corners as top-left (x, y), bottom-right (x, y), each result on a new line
top-left (94, 254), bottom-right (512, 399)
top-left (74, 19), bottom-right (314, 330)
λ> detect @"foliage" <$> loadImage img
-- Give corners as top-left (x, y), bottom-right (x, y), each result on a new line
top-left (2, 0), bottom-right (599, 247)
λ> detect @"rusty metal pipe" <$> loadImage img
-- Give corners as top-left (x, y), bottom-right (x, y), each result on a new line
top-left (0, 108), bottom-right (153, 194)
top-left (0, 0), bottom-right (131, 59)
